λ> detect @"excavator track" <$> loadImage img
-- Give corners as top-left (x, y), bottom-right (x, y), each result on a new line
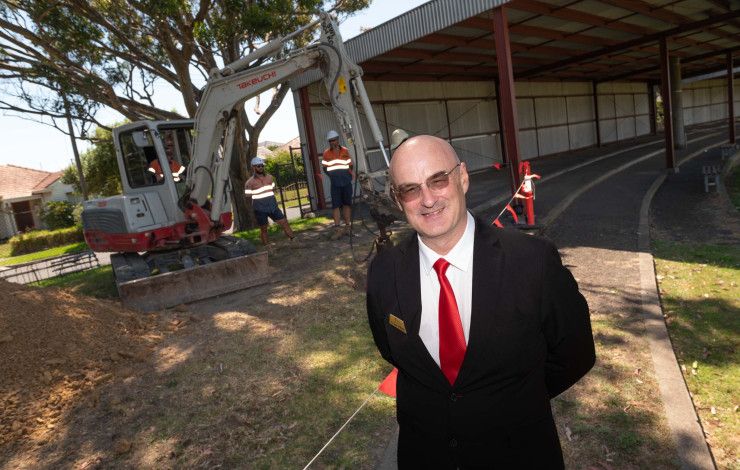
top-left (112, 236), bottom-right (269, 312)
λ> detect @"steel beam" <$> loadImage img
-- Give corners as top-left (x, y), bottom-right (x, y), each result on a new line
top-left (729, 51), bottom-right (736, 144)
top-left (298, 86), bottom-right (326, 209)
top-left (493, 6), bottom-right (522, 195)
top-left (660, 38), bottom-right (676, 171)
top-left (648, 81), bottom-right (657, 135)
top-left (592, 81), bottom-right (601, 147)
top-left (518, 10), bottom-right (740, 79)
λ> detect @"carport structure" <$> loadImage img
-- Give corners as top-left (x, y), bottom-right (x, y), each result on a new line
top-left (292, 0), bottom-right (739, 209)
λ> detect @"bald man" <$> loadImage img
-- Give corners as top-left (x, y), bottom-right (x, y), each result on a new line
top-left (366, 136), bottom-right (595, 469)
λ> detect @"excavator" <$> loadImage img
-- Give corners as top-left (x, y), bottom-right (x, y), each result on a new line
top-left (81, 12), bottom-right (400, 311)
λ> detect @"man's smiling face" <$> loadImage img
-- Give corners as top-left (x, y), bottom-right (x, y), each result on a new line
top-left (390, 135), bottom-right (469, 254)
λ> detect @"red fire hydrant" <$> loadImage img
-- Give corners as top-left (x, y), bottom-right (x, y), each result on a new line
top-left (517, 161), bottom-right (540, 226)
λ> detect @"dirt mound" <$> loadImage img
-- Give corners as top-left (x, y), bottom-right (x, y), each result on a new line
top-left (0, 280), bottom-right (161, 451)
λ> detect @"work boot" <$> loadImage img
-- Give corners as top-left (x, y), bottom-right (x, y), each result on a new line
top-left (329, 225), bottom-right (344, 240)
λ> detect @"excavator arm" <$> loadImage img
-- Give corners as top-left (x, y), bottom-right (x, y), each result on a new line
top-left (182, 12), bottom-right (400, 242)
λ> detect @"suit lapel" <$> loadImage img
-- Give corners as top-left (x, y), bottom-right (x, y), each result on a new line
top-left (456, 219), bottom-right (504, 386)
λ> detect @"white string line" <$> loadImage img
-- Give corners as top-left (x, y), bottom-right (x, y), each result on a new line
top-left (491, 179), bottom-right (526, 224)
top-left (302, 389), bottom-right (381, 469)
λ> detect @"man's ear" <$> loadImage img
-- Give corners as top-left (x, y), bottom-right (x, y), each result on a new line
top-left (460, 162), bottom-right (470, 194)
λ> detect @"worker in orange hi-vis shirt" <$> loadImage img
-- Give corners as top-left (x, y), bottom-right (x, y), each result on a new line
top-left (148, 133), bottom-right (185, 183)
top-left (321, 130), bottom-right (353, 240)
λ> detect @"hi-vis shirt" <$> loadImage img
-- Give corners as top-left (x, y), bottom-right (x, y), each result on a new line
top-left (149, 159), bottom-right (185, 182)
top-left (322, 146), bottom-right (353, 187)
top-left (244, 174), bottom-right (279, 212)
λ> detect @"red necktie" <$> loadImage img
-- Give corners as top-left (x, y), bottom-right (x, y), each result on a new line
top-left (433, 258), bottom-right (466, 385)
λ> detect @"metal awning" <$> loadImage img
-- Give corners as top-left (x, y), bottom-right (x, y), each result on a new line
top-left (297, 0), bottom-right (740, 86)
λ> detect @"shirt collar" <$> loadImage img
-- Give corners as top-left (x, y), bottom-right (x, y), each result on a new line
top-left (418, 211), bottom-right (475, 274)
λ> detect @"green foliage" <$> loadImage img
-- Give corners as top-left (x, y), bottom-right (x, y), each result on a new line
top-left (39, 201), bottom-right (76, 230)
top-left (9, 227), bottom-right (85, 256)
top-left (264, 149), bottom-right (306, 186)
top-left (62, 126), bottom-right (121, 197)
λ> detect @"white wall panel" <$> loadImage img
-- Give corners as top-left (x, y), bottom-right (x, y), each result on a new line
top-left (567, 96), bottom-right (594, 122)
top-left (451, 135), bottom-right (500, 171)
top-left (635, 115), bottom-right (651, 136)
top-left (568, 122), bottom-right (596, 149)
top-left (385, 101), bottom-right (449, 138)
top-left (600, 119), bottom-right (617, 143)
top-left (710, 86), bottom-right (726, 104)
top-left (710, 103), bottom-right (726, 120)
top-left (517, 98), bottom-right (536, 129)
top-left (598, 95), bottom-right (616, 119)
top-left (535, 97), bottom-right (568, 126)
top-left (447, 99), bottom-right (498, 136)
top-left (537, 126), bottom-right (569, 155)
top-left (562, 82), bottom-right (591, 95)
top-left (617, 117), bottom-right (636, 140)
top-left (518, 130), bottom-right (538, 159)
top-left (614, 94), bottom-right (635, 117)
top-left (693, 88), bottom-right (710, 106)
top-left (634, 94), bottom-right (649, 115)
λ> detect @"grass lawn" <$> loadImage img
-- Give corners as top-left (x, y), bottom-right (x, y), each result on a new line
top-left (653, 240), bottom-right (739, 468)
top-left (34, 265), bottom-right (118, 299)
top-left (233, 215), bottom-right (331, 245)
top-left (24, 217), bottom-right (332, 299)
top-left (0, 241), bottom-right (89, 266)
top-left (726, 164), bottom-right (740, 210)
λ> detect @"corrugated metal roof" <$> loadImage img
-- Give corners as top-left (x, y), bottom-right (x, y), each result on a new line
top-left (290, 0), bottom-right (511, 89)
top-left (292, 0), bottom-right (740, 87)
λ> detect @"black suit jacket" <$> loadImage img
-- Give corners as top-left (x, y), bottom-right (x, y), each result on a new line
top-left (367, 219), bottom-right (595, 469)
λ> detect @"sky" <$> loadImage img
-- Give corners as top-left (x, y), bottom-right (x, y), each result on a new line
top-left (0, 0), bottom-right (428, 172)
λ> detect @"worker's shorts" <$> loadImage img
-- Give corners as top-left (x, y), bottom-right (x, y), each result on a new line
top-left (254, 206), bottom-right (285, 226)
top-left (331, 183), bottom-right (353, 209)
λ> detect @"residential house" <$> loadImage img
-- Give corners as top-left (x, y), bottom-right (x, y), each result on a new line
top-left (0, 165), bottom-right (79, 240)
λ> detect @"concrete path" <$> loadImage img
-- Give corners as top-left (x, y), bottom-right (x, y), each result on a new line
top-left (376, 122), bottom-right (735, 469)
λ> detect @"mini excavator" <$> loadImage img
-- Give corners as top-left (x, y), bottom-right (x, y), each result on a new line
top-left (81, 12), bottom-right (400, 311)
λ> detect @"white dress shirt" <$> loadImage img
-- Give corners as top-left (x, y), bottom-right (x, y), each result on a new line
top-left (417, 212), bottom-right (475, 367)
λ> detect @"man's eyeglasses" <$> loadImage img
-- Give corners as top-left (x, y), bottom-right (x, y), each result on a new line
top-left (392, 162), bottom-right (461, 203)
top-left (253, 164), bottom-right (264, 168)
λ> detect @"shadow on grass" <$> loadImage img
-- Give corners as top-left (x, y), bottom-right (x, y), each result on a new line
top-left (0, 232), bottom-right (395, 469)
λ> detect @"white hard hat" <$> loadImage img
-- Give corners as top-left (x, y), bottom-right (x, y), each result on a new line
top-left (251, 156), bottom-right (265, 166)
top-left (326, 130), bottom-right (340, 141)
top-left (390, 129), bottom-right (410, 150)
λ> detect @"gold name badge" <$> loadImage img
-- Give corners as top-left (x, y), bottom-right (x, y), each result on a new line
top-left (388, 314), bottom-right (407, 334)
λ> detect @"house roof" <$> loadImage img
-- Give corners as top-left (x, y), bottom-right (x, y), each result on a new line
top-left (0, 165), bottom-right (62, 201)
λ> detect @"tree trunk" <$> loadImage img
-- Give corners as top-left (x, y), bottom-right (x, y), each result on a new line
top-left (229, 112), bottom-right (256, 231)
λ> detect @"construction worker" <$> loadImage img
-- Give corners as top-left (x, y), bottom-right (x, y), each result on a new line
top-left (390, 128), bottom-right (410, 152)
top-left (244, 157), bottom-right (294, 246)
top-left (149, 132), bottom-right (185, 182)
top-left (321, 130), bottom-right (354, 239)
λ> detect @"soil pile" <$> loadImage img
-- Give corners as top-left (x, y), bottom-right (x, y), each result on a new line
top-left (0, 280), bottom-right (161, 451)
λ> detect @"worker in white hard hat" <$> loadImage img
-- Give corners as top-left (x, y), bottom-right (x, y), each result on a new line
top-left (321, 130), bottom-right (353, 239)
top-left (390, 128), bottom-right (410, 152)
top-left (244, 156), bottom-right (294, 246)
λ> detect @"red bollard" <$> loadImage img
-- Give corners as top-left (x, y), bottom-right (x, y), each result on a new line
top-left (517, 162), bottom-right (540, 226)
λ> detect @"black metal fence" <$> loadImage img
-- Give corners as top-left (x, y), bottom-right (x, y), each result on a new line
top-left (272, 145), bottom-right (312, 218)
top-left (0, 250), bottom-right (100, 285)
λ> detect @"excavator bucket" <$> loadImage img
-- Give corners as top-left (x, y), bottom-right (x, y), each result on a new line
top-left (116, 251), bottom-right (270, 312)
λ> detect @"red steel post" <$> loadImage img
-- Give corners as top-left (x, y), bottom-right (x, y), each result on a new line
top-left (659, 37), bottom-right (676, 171)
top-left (728, 52), bottom-right (736, 144)
top-left (492, 6), bottom-right (522, 195)
top-left (298, 86), bottom-right (326, 209)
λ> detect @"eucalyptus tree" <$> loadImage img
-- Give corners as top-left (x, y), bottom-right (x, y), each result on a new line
top-left (0, 0), bottom-right (369, 228)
